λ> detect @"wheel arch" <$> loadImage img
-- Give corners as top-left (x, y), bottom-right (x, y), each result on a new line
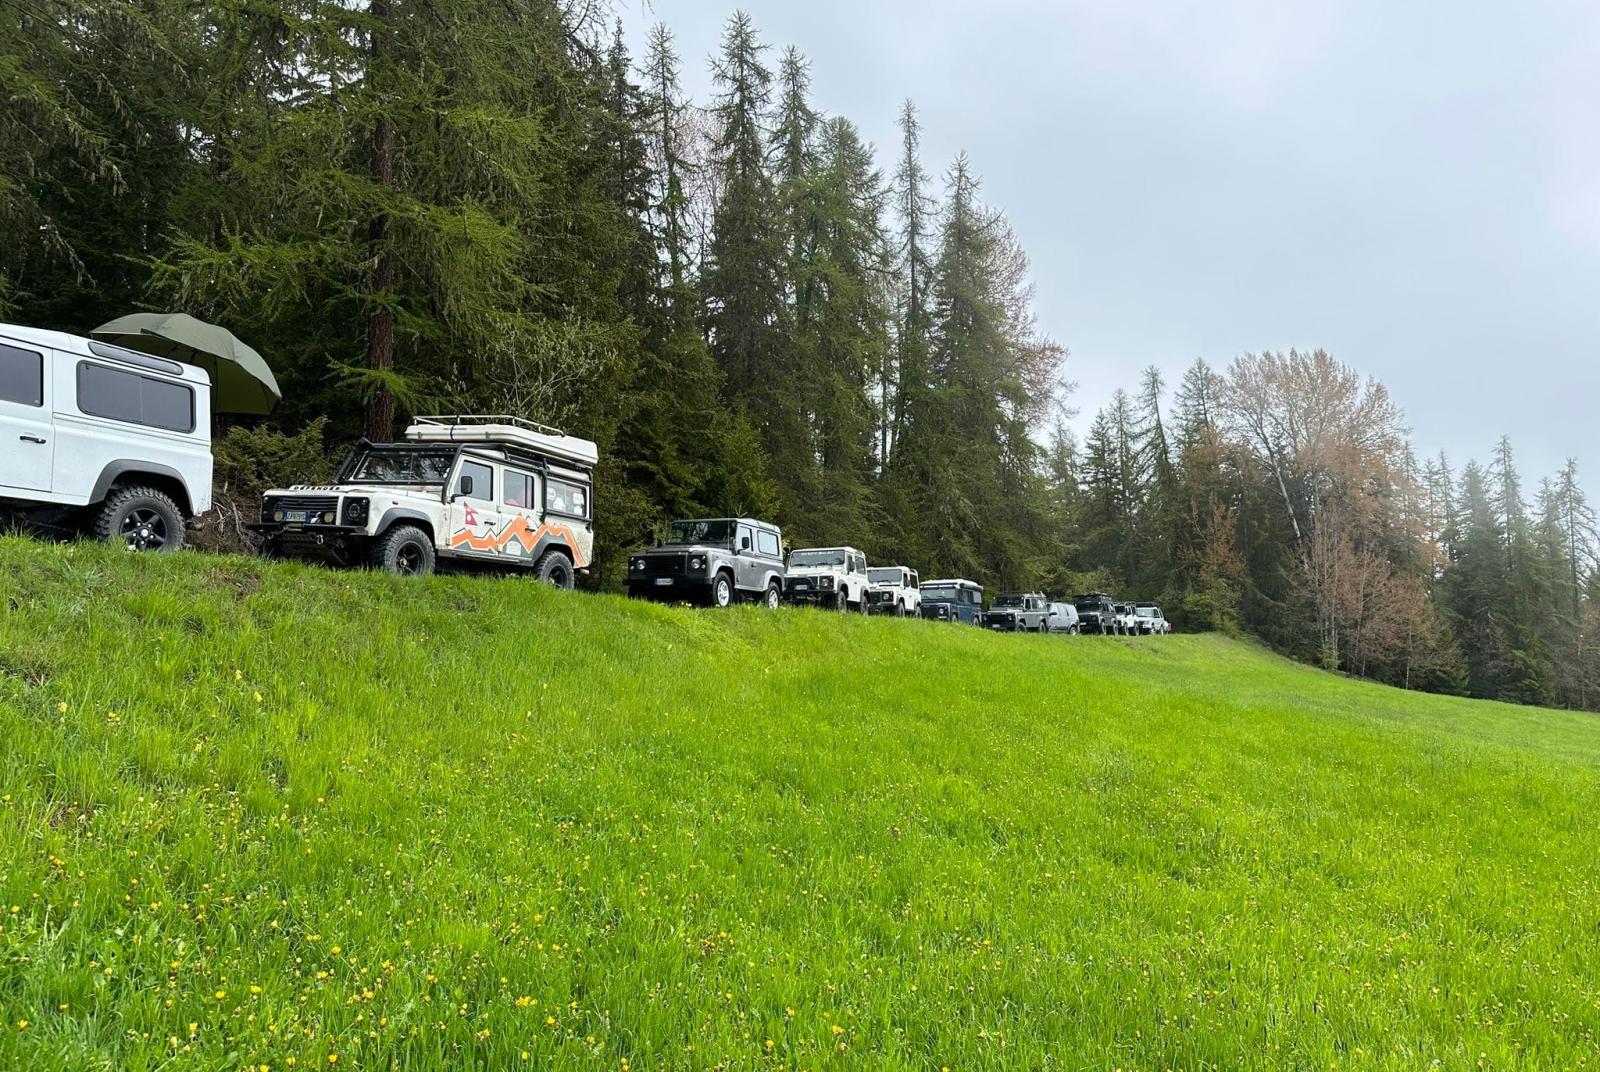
top-left (375, 507), bottom-right (436, 542)
top-left (92, 462), bottom-right (193, 517)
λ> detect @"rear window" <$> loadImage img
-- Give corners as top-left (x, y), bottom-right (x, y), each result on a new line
top-left (546, 477), bottom-right (588, 518)
top-left (0, 343), bottom-right (43, 406)
top-left (76, 361), bottom-right (194, 432)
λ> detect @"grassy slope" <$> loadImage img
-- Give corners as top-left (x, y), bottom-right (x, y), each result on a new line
top-left (0, 539), bottom-right (1597, 1071)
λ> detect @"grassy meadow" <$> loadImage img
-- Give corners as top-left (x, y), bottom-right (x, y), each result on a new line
top-left (0, 537), bottom-right (1598, 1070)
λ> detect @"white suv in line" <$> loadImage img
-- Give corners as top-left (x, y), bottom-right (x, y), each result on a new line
top-left (0, 323), bottom-right (212, 551)
top-left (784, 546), bottom-right (871, 612)
top-left (865, 565), bottom-right (921, 616)
top-left (1133, 602), bottom-right (1172, 635)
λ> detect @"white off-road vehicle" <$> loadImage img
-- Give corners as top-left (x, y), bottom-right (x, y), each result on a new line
top-left (865, 565), bottom-right (921, 617)
top-left (784, 546), bottom-right (871, 612)
top-left (0, 323), bottom-right (212, 551)
top-left (1133, 602), bottom-right (1172, 635)
top-left (252, 415), bottom-right (595, 583)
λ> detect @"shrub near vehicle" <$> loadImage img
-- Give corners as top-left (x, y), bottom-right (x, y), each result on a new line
top-left (628, 517), bottom-right (785, 608)
top-left (0, 324), bottom-right (212, 551)
top-left (253, 416), bottom-right (594, 583)
top-left (785, 546), bottom-right (870, 613)
top-left (865, 565), bottom-right (921, 617)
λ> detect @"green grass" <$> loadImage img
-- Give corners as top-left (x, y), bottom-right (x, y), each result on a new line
top-left (1, 537), bottom-right (1598, 1071)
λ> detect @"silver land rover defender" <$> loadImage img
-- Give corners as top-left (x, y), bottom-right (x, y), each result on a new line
top-left (627, 518), bottom-right (786, 608)
top-left (252, 415), bottom-right (595, 582)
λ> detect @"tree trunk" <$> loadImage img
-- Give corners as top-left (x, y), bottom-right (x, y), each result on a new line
top-left (364, 0), bottom-right (395, 443)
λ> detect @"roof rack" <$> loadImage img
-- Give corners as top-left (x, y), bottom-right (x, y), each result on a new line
top-left (404, 414), bottom-right (598, 469)
top-left (411, 414), bottom-right (568, 437)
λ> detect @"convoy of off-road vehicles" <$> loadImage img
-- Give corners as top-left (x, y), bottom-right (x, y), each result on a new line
top-left (0, 321), bottom-right (1175, 638)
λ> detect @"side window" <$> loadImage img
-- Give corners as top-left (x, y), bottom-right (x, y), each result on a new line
top-left (0, 344), bottom-right (43, 406)
top-left (909, 571), bottom-right (919, 587)
top-left (737, 525), bottom-right (754, 552)
top-left (457, 460), bottom-right (492, 500)
top-left (502, 470), bottom-right (534, 509)
top-left (545, 478), bottom-right (589, 518)
top-left (757, 530), bottom-right (780, 557)
top-left (77, 361), bottom-right (194, 432)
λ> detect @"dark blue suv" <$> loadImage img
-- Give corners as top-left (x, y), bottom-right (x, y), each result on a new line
top-left (919, 578), bottom-right (984, 624)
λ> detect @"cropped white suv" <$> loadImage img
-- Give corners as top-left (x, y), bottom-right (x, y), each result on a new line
top-left (785, 546), bottom-right (870, 612)
top-left (0, 323), bottom-right (212, 550)
top-left (865, 565), bottom-right (921, 617)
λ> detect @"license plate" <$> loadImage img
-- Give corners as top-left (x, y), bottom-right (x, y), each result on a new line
top-left (654, 577), bottom-right (674, 586)
top-left (283, 509), bottom-right (316, 523)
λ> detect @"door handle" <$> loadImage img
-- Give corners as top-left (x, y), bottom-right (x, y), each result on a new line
top-left (19, 434), bottom-right (46, 444)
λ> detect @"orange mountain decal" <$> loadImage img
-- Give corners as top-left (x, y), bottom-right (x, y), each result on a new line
top-left (449, 517), bottom-right (588, 567)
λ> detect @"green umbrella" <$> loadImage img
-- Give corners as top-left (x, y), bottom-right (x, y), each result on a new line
top-left (91, 312), bottom-right (281, 415)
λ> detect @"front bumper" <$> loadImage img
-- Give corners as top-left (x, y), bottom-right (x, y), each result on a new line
top-left (785, 580), bottom-right (840, 605)
top-left (627, 576), bottom-right (714, 601)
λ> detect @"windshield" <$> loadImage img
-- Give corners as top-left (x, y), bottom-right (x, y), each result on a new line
top-left (1136, 607), bottom-right (1159, 617)
top-left (789, 549), bottom-right (846, 568)
top-left (868, 568), bottom-right (903, 585)
top-left (1075, 601), bottom-right (1104, 613)
top-left (994, 595), bottom-right (1024, 607)
top-left (666, 519), bottom-right (734, 546)
top-left (343, 447), bottom-right (455, 485)
top-left (921, 585), bottom-right (957, 602)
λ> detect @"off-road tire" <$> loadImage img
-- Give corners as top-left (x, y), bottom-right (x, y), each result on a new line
top-left (763, 580), bottom-right (781, 610)
top-left (835, 591), bottom-right (849, 612)
top-left (93, 486), bottom-right (184, 552)
top-left (534, 549), bottom-right (575, 589)
top-left (857, 594), bottom-right (869, 615)
top-left (895, 601), bottom-right (907, 618)
top-left (710, 571), bottom-right (735, 609)
top-left (370, 524), bottom-right (436, 577)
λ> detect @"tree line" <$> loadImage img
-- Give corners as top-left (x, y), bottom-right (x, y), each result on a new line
top-left (4, 1), bottom-right (1595, 710)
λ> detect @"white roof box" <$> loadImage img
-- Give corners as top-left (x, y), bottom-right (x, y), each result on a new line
top-left (404, 415), bottom-right (599, 469)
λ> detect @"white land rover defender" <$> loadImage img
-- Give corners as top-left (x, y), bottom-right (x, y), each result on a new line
top-left (0, 323), bottom-right (212, 551)
top-left (252, 415), bottom-right (595, 582)
top-left (785, 546), bottom-right (871, 612)
top-left (865, 565), bottom-right (921, 617)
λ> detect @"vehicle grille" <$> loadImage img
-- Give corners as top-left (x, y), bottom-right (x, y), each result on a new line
top-left (866, 590), bottom-right (894, 604)
top-left (636, 552), bottom-right (687, 579)
top-left (262, 495), bottom-right (339, 522)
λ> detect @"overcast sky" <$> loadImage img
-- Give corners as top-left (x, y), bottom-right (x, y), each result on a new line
top-left (620, 0), bottom-right (1600, 489)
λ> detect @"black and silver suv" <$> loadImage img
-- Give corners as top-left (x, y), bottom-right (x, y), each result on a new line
top-left (627, 517), bottom-right (786, 609)
top-left (983, 592), bottom-right (1049, 632)
top-left (1075, 593), bottom-right (1117, 635)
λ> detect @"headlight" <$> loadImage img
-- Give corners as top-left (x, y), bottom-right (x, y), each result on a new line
top-left (689, 555), bottom-right (705, 571)
top-left (632, 558), bottom-right (645, 571)
top-left (341, 497), bottom-right (370, 525)
top-left (820, 576), bottom-right (835, 589)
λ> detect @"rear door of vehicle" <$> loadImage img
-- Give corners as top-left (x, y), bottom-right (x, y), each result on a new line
top-left (734, 522), bottom-right (758, 590)
top-left (0, 340), bottom-right (52, 492)
top-left (500, 466), bottom-right (542, 564)
top-left (755, 528), bottom-right (782, 590)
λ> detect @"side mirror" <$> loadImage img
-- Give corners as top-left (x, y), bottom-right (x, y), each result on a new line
top-left (454, 474), bottom-right (474, 500)
top-left (740, 537), bottom-right (752, 552)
